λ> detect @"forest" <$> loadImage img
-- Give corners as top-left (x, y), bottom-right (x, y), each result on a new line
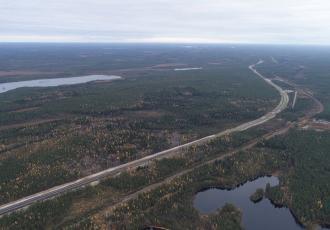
top-left (1, 45), bottom-right (329, 229)
top-left (0, 119), bottom-right (289, 229)
top-left (261, 129), bottom-right (330, 227)
top-left (0, 45), bottom-right (278, 205)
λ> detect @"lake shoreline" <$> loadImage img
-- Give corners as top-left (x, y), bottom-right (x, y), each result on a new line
top-left (193, 175), bottom-right (325, 230)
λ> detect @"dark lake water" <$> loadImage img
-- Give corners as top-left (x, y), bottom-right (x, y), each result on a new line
top-left (194, 176), bottom-right (326, 230)
top-left (0, 75), bottom-right (122, 94)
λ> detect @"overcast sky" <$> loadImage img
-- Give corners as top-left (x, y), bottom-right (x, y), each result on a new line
top-left (1, 0), bottom-right (330, 44)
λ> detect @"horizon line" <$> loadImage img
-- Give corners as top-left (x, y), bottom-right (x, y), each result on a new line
top-left (0, 40), bottom-right (330, 47)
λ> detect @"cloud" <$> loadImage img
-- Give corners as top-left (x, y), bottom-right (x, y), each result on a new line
top-left (1, 0), bottom-right (330, 44)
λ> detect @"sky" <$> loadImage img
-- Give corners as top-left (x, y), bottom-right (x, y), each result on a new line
top-left (1, 0), bottom-right (330, 44)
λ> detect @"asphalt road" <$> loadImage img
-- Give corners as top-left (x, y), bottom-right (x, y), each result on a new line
top-left (0, 60), bottom-right (289, 216)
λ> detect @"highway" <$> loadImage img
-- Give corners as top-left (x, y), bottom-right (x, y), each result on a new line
top-left (0, 60), bottom-right (289, 216)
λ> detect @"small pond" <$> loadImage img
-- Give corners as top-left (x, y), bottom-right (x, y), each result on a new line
top-left (194, 176), bottom-right (327, 230)
top-left (0, 75), bottom-right (122, 94)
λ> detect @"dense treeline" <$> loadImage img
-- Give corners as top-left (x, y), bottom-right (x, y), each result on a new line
top-left (103, 158), bottom-right (186, 192)
top-left (261, 129), bottom-right (330, 226)
top-left (0, 122), bottom-right (284, 229)
top-left (103, 148), bottom-right (288, 229)
top-left (0, 107), bottom-right (275, 205)
top-left (0, 195), bottom-right (72, 230)
top-left (0, 60), bottom-right (278, 204)
top-left (258, 50), bottom-right (330, 121)
top-left (2, 45), bottom-right (330, 229)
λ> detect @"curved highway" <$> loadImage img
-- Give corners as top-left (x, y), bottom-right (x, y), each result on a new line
top-left (0, 60), bottom-right (289, 216)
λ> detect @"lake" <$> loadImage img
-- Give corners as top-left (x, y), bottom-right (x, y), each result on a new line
top-left (0, 75), bottom-right (122, 94)
top-left (193, 176), bottom-right (319, 230)
top-left (174, 67), bottom-right (203, 71)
